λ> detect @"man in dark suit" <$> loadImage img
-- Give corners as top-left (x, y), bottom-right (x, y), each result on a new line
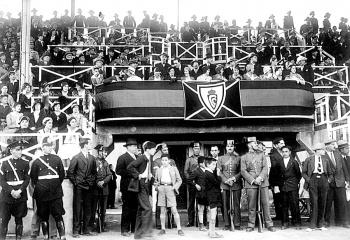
top-left (107, 164), bottom-right (117, 209)
top-left (123, 10), bottom-right (136, 34)
top-left (296, 56), bottom-right (314, 84)
top-left (309, 11), bottom-right (319, 35)
top-left (302, 142), bottom-right (334, 231)
top-left (337, 140), bottom-right (350, 224)
top-left (200, 54), bottom-right (216, 77)
top-left (115, 138), bottom-right (139, 237)
top-left (67, 138), bottom-right (97, 237)
top-left (127, 141), bottom-right (157, 239)
top-left (154, 53), bottom-right (171, 79)
top-left (189, 60), bottom-right (202, 80)
top-left (279, 146), bottom-right (302, 229)
top-left (90, 145), bottom-right (112, 232)
top-left (324, 139), bottom-right (350, 228)
top-left (223, 57), bottom-right (238, 80)
top-left (241, 137), bottom-right (275, 232)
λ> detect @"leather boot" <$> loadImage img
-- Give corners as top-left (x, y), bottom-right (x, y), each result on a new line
top-left (41, 222), bottom-right (49, 240)
top-left (56, 221), bottom-right (66, 240)
top-left (0, 225), bottom-right (8, 239)
top-left (15, 225), bottom-right (23, 240)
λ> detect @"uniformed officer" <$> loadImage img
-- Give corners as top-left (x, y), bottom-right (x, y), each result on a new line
top-left (90, 144), bottom-right (112, 232)
top-left (30, 137), bottom-right (66, 240)
top-left (217, 140), bottom-right (242, 230)
top-left (184, 141), bottom-right (201, 227)
top-left (241, 137), bottom-right (275, 232)
top-left (0, 140), bottom-right (30, 240)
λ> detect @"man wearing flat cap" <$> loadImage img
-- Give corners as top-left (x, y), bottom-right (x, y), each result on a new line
top-left (0, 140), bottom-right (30, 239)
top-left (115, 138), bottom-right (139, 236)
top-left (127, 141), bottom-right (157, 239)
top-left (324, 139), bottom-right (350, 228)
top-left (90, 144), bottom-right (112, 232)
top-left (30, 137), bottom-right (66, 239)
top-left (302, 142), bottom-right (333, 231)
top-left (337, 140), bottom-right (350, 224)
top-left (241, 137), bottom-right (275, 232)
top-left (67, 138), bottom-right (97, 237)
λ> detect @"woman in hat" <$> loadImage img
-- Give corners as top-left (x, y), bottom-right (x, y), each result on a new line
top-left (58, 81), bottom-right (73, 114)
top-left (28, 100), bottom-right (46, 131)
top-left (18, 83), bottom-right (33, 115)
top-left (37, 117), bottom-right (56, 147)
top-left (50, 102), bottom-right (67, 133)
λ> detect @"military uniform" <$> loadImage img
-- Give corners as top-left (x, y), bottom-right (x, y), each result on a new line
top-left (90, 156), bottom-right (112, 231)
top-left (0, 157), bottom-right (30, 239)
top-left (184, 155), bottom-right (199, 226)
top-left (217, 153), bottom-right (242, 228)
top-left (241, 150), bottom-right (273, 229)
top-left (30, 153), bottom-right (66, 239)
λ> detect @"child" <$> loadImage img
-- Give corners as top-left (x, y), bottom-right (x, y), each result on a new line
top-left (205, 157), bottom-right (223, 238)
top-left (187, 156), bottom-right (208, 231)
top-left (154, 154), bottom-right (185, 236)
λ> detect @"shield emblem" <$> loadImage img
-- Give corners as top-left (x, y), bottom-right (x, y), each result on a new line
top-left (197, 82), bottom-right (226, 117)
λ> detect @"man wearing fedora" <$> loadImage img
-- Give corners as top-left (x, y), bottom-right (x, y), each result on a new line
top-left (241, 137), bottom-right (275, 232)
top-left (115, 138), bottom-right (139, 236)
top-left (337, 140), bottom-right (350, 224)
top-left (324, 139), bottom-right (350, 228)
top-left (154, 53), bottom-right (171, 79)
top-left (67, 138), bottom-right (97, 237)
top-left (302, 142), bottom-right (333, 231)
top-left (296, 55), bottom-right (314, 85)
top-left (0, 140), bottom-right (30, 240)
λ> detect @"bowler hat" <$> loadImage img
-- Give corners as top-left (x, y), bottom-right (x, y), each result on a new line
top-left (124, 138), bottom-right (137, 147)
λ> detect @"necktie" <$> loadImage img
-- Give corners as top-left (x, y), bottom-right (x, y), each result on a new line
top-left (317, 156), bottom-right (322, 174)
top-left (330, 152), bottom-right (336, 166)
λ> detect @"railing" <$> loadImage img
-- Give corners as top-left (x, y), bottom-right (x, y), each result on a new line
top-left (203, 37), bottom-right (228, 62)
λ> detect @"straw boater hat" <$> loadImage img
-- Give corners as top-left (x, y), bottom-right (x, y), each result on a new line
top-left (312, 142), bottom-right (325, 151)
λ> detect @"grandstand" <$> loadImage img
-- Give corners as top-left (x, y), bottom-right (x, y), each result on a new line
top-left (0, 0), bottom-right (350, 236)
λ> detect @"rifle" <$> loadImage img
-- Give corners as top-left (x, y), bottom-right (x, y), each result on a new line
top-left (229, 187), bottom-right (235, 231)
top-left (96, 192), bottom-right (102, 233)
top-left (257, 185), bottom-right (264, 233)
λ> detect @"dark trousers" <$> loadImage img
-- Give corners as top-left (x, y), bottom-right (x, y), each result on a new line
top-left (221, 189), bottom-right (241, 227)
top-left (325, 186), bottom-right (347, 225)
top-left (90, 193), bottom-right (108, 227)
top-left (121, 191), bottom-right (138, 233)
top-left (272, 191), bottom-right (283, 220)
top-left (309, 174), bottom-right (329, 228)
top-left (281, 190), bottom-right (301, 225)
top-left (107, 185), bottom-right (116, 208)
top-left (73, 187), bottom-right (93, 234)
top-left (346, 201), bottom-right (350, 224)
top-left (187, 185), bottom-right (196, 225)
top-left (37, 198), bottom-right (64, 222)
top-left (134, 179), bottom-right (153, 239)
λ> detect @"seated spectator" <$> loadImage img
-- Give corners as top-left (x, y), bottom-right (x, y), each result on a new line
top-left (5, 102), bottom-right (22, 132)
top-left (1, 84), bottom-right (14, 108)
top-left (69, 103), bottom-right (85, 130)
top-left (124, 66), bottom-right (142, 81)
top-left (91, 67), bottom-right (104, 85)
top-left (168, 67), bottom-right (179, 82)
top-left (189, 60), bottom-right (202, 80)
top-left (129, 59), bottom-right (144, 79)
top-left (58, 81), bottom-right (72, 112)
top-left (50, 47), bottom-right (64, 65)
top-left (63, 52), bottom-right (75, 65)
top-left (285, 65), bottom-right (306, 85)
top-left (50, 101), bottom-right (67, 133)
top-left (197, 66), bottom-right (212, 81)
top-left (296, 56), bottom-right (314, 84)
top-left (172, 58), bottom-right (184, 78)
top-left (14, 115), bottom-right (37, 147)
top-left (28, 100), bottom-right (46, 131)
top-left (223, 57), bottom-right (238, 80)
top-left (260, 66), bottom-right (273, 80)
top-left (212, 64), bottom-right (227, 81)
top-left (246, 53), bottom-right (263, 76)
top-left (243, 64), bottom-right (260, 80)
top-left (154, 52), bottom-right (171, 79)
top-left (0, 95), bottom-right (11, 131)
top-left (181, 67), bottom-right (195, 81)
top-left (18, 82), bottom-right (33, 114)
top-left (7, 70), bottom-right (19, 102)
top-left (230, 66), bottom-right (242, 81)
top-left (149, 67), bottom-right (164, 80)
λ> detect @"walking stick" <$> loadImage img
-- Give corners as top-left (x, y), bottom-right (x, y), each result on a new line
top-left (257, 185), bottom-right (264, 233)
top-left (229, 187), bottom-right (235, 231)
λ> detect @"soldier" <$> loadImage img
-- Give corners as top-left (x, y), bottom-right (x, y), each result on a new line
top-left (30, 137), bottom-right (66, 240)
top-left (0, 140), bottom-right (30, 240)
top-left (241, 137), bottom-right (275, 232)
top-left (217, 140), bottom-right (242, 231)
top-left (90, 144), bottom-right (112, 232)
top-left (184, 141), bottom-right (201, 227)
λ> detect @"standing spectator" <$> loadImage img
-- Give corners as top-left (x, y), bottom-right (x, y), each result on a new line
top-left (324, 139), bottom-right (350, 228)
top-left (71, 8), bottom-right (86, 35)
top-left (67, 138), bottom-right (97, 237)
top-left (302, 143), bottom-right (333, 231)
top-left (115, 138), bottom-right (139, 236)
top-left (123, 11), bottom-right (136, 35)
top-left (323, 12), bottom-right (332, 32)
top-left (337, 140), bottom-right (350, 224)
top-left (7, 70), bottom-right (19, 102)
top-left (309, 11), bottom-right (319, 35)
top-left (279, 146), bottom-right (302, 229)
top-left (58, 81), bottom-right (72, 113)
top-left (127, 141), bottom-right (157, 239)
top-left (283, 11), bottom-right (294, 39)
top-left (241, 137), bottom-right (275, 232)
top-left (107, 164), bottom-right (117, 209)
top-left (0, 95), bottom-right (11, 130)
